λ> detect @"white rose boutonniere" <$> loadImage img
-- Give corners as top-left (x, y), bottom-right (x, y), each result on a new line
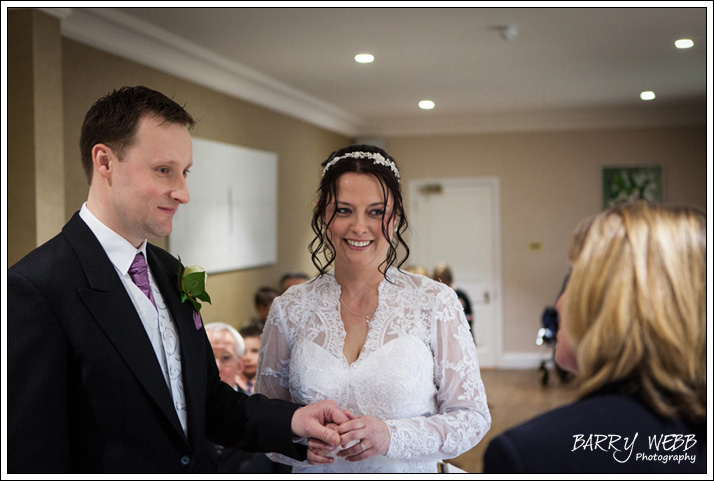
top-left (177, 257), bottom-right (212, 329)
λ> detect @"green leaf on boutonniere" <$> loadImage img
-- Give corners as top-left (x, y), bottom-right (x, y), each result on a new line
top-left (177, 256), bottom-right (212, 312)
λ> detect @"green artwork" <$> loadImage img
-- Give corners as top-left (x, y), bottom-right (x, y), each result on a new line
top-left (602, 166), bottom-right (663, 209)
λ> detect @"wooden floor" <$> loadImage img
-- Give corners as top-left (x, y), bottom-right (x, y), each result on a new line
top-left (445, 368), bottom-right (579, 473)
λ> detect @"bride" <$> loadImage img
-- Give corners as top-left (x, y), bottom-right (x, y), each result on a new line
top-left (255, 144), bottom-right (491, 473)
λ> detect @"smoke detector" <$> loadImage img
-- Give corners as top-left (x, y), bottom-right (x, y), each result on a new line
top-left (499, 25), bottom-right (518, 42)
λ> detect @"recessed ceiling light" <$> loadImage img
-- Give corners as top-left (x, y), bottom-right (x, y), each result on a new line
top-left (675, 39), bottom-right (694, 49)
top-left (640, 91), bottom-right (656, 101)
top-left (355, 53), bottom-right (374, 63)
top-left (419, 100), bottom-right (435, 110)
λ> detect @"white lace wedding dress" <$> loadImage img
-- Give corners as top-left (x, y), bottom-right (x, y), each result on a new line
top-left (255, 268), bottom-right (491, 473)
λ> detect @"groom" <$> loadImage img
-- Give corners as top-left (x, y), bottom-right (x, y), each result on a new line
top-left (7, 86), bottom-right (346, 473)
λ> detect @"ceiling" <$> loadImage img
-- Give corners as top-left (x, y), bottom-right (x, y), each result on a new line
top-left (55, 6), bottom-right (708, 137)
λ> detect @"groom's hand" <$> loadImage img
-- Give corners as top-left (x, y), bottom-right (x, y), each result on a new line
top-left (291, 400), bottom-right (349, 452)
top-left (305, 422), bottom-right (339, 465)
top-left (304, 409), bottom-right (356, 465)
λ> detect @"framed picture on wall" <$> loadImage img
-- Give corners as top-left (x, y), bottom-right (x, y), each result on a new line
top-left (602, 165), bottom-right (663, 209)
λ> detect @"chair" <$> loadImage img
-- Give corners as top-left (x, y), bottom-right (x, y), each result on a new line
top-left (536, 306), bottom-right (572, 386)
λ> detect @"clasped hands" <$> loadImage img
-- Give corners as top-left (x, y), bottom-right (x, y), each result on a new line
top-left (291, 400), bottom-right (390, 465)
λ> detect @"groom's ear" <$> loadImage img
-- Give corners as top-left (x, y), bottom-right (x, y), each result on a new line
top-left (92, 143), bottom-right (116, 180)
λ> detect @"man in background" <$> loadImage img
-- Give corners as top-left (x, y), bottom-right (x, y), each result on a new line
top-left (246, 286), bottom-right (280, 330)
top-left (280, 271), bottom-right (309, 293)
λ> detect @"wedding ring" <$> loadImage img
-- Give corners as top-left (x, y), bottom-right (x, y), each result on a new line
top-left (359, 441), bottom-right (366, 453)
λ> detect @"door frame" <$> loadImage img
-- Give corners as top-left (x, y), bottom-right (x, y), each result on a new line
top-left (407, 176), bottom-right (504, 368)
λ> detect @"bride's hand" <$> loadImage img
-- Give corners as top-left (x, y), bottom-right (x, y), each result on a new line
top-left (335, 415), bottom-right (390, 462)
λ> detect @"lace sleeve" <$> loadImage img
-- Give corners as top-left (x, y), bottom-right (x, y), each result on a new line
top-left (384, 287), bottom-right (491, 461)
top-left (255, 298), bottom-right (292, 400)
top-left (254, 298), bottom-right (310, 468)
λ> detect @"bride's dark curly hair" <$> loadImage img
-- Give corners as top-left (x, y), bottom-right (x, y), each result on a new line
top-left (309, 144), bottom-right (410, 280)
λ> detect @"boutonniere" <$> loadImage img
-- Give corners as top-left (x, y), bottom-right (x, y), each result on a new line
top-left (177, 257), bottom-right (212, 330)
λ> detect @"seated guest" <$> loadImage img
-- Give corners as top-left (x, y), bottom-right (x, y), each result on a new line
top-left (432, 262), bottom-right (474, 336)
top-left (237, 325), bottom-right (263, 395)
top-left (246, 286), bottom-right (280, 331)
top-left (404, 264), bottom-right (429, 277)
top-left (205, 323), bottom-right (248, 393)
top-left (483, 202), bottom-right (706, 473)
top-left (279, 271), bottom-right (309, 293)
top-left (433, 262), bottom-right (473, 326)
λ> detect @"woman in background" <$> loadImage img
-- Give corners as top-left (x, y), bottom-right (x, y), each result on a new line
top-left (256, 144), bottom-right (490, 473)
top-left (484, 202), bottom-right (706, 473)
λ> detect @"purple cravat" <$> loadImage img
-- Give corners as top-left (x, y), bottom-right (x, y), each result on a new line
top-left (128, 252), bottom-right (156, 307)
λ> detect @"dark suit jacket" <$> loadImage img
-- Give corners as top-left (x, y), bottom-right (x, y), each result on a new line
top-left (8, 212), bottom-right (306, 473)
top-left (203, 441), bottom-right (291, 474)
top-left (483, 384), bottom-right (706, 474)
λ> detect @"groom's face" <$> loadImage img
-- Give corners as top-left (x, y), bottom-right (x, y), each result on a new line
top-left (106, 115), bottom-right (193, 247)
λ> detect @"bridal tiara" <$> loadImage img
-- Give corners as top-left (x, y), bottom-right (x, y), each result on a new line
top-left (322, 151), bottom-right (401, 181)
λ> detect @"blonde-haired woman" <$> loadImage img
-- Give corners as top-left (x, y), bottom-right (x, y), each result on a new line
top-left (484, 202), bottom-right (706, 473)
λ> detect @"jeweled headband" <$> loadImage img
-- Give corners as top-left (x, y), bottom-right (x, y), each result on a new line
top-left (322, 151), bottom-right (401, 182)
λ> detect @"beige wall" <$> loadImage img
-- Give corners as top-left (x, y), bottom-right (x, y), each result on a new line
top-left (387, 126), bottom-right (707, 357)
top-left (8, 10), bottom-right (707, 362)
top-left (8, 9), bottom-right (65, 265)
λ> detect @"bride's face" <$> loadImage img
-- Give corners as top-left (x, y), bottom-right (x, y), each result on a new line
top-left (325, 172), bottom-right (395, 271)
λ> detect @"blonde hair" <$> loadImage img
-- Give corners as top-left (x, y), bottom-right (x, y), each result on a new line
top-left (405, 264), bottom-right (429, 277)
top-left (432, 262), bottom-right (453, 285)
top-left (563, 202), bottom-right (706, 423)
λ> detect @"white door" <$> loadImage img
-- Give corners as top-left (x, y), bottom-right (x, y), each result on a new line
top-left (408, 177), bottom-right (502, 367)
